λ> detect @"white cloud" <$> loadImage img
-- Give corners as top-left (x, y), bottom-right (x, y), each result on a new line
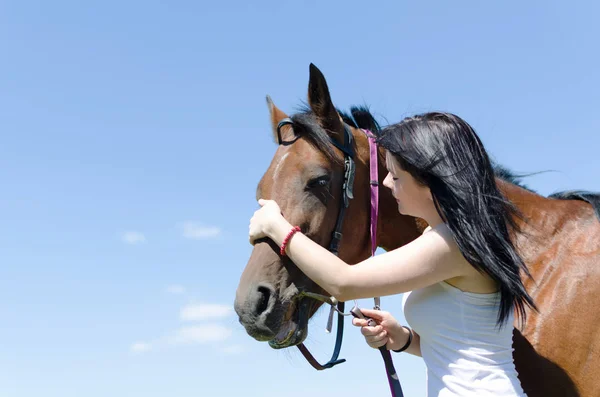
top-left (221, 344), bottom-right (245, 355)
top-left (121, 231), bottom-right (146, 244)
top-left (129, 324), bottom-right (239, 354)
top-left (130, 342), bottom-right (152, 353)
top-left (165, 285), bottom-right (186, 295)
top-left (129, 301), bottom-right (237, 354)
top-left (180, 303), bottom-right (232, 321)
top-left (168, 325), bottom-right (232, 345)
top-left (181, 222), bottom-right (221, 239)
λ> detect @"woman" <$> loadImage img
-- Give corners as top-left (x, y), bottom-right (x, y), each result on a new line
top-left (248, 112), bottom-right (536, 396)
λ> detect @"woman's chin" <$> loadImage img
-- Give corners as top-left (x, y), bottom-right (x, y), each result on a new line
top-left (397, 205), bottom-right (416, 218)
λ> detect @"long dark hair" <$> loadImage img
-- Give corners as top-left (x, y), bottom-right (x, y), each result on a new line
top-left (377, 112), bottom-right (537, 327)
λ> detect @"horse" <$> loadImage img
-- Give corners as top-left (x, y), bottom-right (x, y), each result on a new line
top-left (233, 64), bottom-right (600, 397)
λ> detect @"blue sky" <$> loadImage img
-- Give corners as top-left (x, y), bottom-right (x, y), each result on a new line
top-left (1, 1), bottom-right (598, 396)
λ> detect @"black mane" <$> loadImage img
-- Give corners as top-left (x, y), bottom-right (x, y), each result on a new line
top-left (491, 163), bottom-right (536, 193)
top-left (549, 191), bottom-right (600, 220)
top-left (492, 165), bottom-right (600, 220)
top-left (339, 105), bottom-right (382, 134)
top-left (287, 105), bottom-right (382, 164)
top-left (288, 109), bottom-right (339, 163)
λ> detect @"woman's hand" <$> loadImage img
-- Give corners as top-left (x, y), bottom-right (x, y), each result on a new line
top-left (249, 199), bottom-right (285, 244)
top-left (351, 308), bottom-right (409, 351)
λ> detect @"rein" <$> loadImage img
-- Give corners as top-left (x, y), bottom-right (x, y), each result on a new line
top-left (276, 119), bottom-right (404, 397)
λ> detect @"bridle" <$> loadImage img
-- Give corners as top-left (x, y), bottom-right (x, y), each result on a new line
top-left (276, 119), bottom-right (404, 397)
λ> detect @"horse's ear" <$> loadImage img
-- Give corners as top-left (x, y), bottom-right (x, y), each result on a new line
top-left (266, 95), bottom-right (291, 144)
top-left (307, 63), bottom-right (344, 142)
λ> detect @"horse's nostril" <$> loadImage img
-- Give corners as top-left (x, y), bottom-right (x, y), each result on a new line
top-left (256, 285), bottom-right (272, 316)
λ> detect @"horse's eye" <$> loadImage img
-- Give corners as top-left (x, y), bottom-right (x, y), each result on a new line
top-left (307, 176), bottom-right (330, 189)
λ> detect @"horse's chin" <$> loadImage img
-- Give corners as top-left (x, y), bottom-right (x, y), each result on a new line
top-left (268, 298), bottom-right (310, 349)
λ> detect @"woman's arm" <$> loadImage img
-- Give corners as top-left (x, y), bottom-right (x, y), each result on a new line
top-left (405, 330), bottom-right (422, 357)
top-left (265, 213), bottom-right (469, 301)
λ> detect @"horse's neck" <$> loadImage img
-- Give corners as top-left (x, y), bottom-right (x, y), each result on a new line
top-left (497, 179), bottom-right (593, 274)
top-left (498, 179), bottom-right (571, 239)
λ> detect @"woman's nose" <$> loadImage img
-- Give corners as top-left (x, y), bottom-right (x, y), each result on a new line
top-left (383, 173), bottom-right (392, 189)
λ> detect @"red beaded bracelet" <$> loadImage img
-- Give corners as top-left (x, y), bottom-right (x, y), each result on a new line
top-left (280, 226), bottom-right (301, 256)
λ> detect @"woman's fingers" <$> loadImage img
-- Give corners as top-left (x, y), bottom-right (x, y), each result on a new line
top-left (352, 318), bottom-right (372, 327)
top-left (367, 331), bottom-right (388, 348)
top-left (368, 330), bottom-right (387, 341)
top-left (352, 311), bottom-right (391, 349)
top-left (352, 318), bottom-right (377, 327)
top-left (360, 325), bottom-right (383, 336)
top-left (357, 308), bottom-right (387, 320)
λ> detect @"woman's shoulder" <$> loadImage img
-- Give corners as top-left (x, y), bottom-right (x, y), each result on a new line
top-left (422, 223), bottom-right (499, 294)
top-left (420, 223), bottom-right (454, 245)
top-left (412, 223), bottom-right (468, 269)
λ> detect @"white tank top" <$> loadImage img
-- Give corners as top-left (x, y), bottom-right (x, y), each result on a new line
top-left (403, 281), bottom-right (527, 396)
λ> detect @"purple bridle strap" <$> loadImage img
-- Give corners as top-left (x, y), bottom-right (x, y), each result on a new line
top-left (364, 129), bottom-right (379, 258)
top-left (362, 129), bottom-right (404, 397)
